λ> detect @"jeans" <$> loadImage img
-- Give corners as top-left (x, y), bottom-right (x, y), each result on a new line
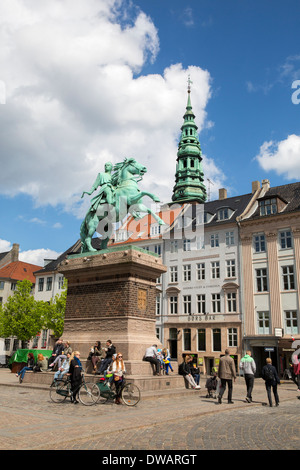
top-left (18, 366), bottom-right (33, 381)
top-left (219, 378), bottom-right (233, 402)
top-left (244, 374), bottom-right (255, 400)
top-left (265, 381), bottom-right (279, 406)
top-left (98, 358), bottom-right (112, 374)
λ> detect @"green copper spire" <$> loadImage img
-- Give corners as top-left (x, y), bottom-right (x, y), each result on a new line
top-left (171, 77), bottom-right (207, 204)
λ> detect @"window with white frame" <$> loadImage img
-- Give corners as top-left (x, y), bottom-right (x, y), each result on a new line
top-left (228, 328), bottom-right (238, 347)
top-left (282, 266), bottom-right (295, 290)
top-left (46, 277), bottom-right (53, 291)
top-left (257, 311), bottom-right (270, 334)
top-left (0, 282), bottom-right (4, 290)
top-left (183, 328), bottom-right (191, 350)
top-left (226, 259), bottom-right (236, 278)
top-left (58, 276), bottom-right (64, 289)
top-left (210, 234), bottom-right (219, 248)
top-left (170, 266), bottom-right (178, 283)
top-left (225, 231), bottom-right (234, 246)
top-left (183, 264), bottom-right (191, 282)
top-left (256, 268), bottom-right (268, 292)
top-left (197, 328), bottom-right (206, 351)
top-left (279, 230), bottom-right (293, 249)
top-left (156, 295), bottom-right (161, 315)
top-left (183, 295), bottom-right (192, 314)
top-left (169, 296), bottom-right (178, 314)
top-left (254, 234), bottom-right (266, 253)
top-left (259, 198), bottom-right (277, 216)
top-left (11, 282), bottom-right (17, 291)
top-left (38, 278), bottom-right (44, 292)
top-left (197, 294), bottom-right (206, 314)
top-left (227, 292), bottom-right (237, 313)
top-left (196, 262), bottom-right (205, 280)
top-left (212, 293), bottom-right (221, 313)
top-left (211, 261), bottom-right (220, 279)
top-left (183, 239), bottom-right (191, 251)
top-left (150, 225), bottom-right (161, 236)
top-left (212, 328), bottom-right (221, 351)
top-left (284, 311), bottom-right (298, 335)
top-left (218, 208), bottom-right (229, 220)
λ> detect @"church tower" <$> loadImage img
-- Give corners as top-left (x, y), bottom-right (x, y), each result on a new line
top-left (171, 77), bottom-right (207, 204)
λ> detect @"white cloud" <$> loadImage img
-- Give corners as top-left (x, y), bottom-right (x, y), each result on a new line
top-left (0, 0), bottom-right (223, 218)
top-left (19, 248), bottom-right (62, 267)
top-left (0, 239), bottom-right (12, 253)
top-left (255, 134), bottom-right (300, 180)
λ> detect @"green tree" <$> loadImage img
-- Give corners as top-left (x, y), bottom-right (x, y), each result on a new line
top-left (0, 279), bottom-right (48, 343)
top-left (45, 280), bottom-right (67, 338)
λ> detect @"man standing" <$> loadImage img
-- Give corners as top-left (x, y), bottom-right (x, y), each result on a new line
top-left (239, 350), bottom-right (256, 402)
top-left (217, 349), bottom-right (236, 404)
top-left (144, 345), bottom-right (161, 376)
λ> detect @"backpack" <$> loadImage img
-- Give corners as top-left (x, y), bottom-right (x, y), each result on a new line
top-left (264, 365), bottom-right (274, 381)
top-left (178, 362), bottom-right (185, 376)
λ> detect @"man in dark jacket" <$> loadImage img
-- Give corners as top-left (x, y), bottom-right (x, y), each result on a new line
top-left (98, 339), bottom-right (116, 374)
top-left (48, 339), bottom-right (64, 370)
top-left (262, 357), bottom-right (280, 407)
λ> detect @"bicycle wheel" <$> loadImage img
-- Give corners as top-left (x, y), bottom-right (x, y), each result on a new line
top-left (121, 383), bottom-right (141, 406)
top-left (78, 382), bottom-right (100, 406)
top-left (50, 380), bottom-right (68, 403)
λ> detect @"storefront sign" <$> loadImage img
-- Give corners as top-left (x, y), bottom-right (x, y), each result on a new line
top-left (187, 314), bottom-right (217, 322)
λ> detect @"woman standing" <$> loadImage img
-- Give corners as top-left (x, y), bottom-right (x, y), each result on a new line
top-left (112, 352), bottom-right (126, 404)
top-left (68, 351), bottom-right (83, 404)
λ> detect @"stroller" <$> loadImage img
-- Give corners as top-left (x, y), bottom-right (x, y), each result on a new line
top-left (205, 373), bottom-right (218, 398)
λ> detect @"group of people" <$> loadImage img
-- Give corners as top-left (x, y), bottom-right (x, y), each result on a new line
top-left (215, 349), bottom-right (281, 407)
top-left (144, 344), bottom-right (174, 376)
top-left (87, 339), bottom-right (125, 404)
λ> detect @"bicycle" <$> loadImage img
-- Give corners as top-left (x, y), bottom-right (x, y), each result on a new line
top-left (96, 376), bottom-right (141, 406)
top-left (49, 373), bottom-right (100, 406)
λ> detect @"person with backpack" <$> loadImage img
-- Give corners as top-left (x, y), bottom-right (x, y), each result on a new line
top-left (261, 357), bottom-right (280, 407)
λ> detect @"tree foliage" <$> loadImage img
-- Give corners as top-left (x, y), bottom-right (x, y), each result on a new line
top-left (0, 280), bottom-right (47, 342)
top-left (45, 280), bottom-right (67, 338)
top-left (0, 279), bottom-right (67, 342)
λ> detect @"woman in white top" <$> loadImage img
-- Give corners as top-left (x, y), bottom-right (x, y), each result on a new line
top-left (112, 352), bottom-right (126, 404)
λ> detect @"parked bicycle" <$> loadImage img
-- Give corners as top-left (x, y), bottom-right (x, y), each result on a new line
top-left (50, 373), bottom-right (100, 406)
top-left (96, 377), bottom-right (141, 406)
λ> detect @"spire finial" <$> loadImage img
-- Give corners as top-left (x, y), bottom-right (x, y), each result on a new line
top-left (187, 74), bottom-right (193, 93)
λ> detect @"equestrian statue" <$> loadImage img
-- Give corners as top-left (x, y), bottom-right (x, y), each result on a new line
top-left (80, 157), bottom-right (165, 253)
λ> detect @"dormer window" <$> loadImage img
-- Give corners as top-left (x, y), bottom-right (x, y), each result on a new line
top-left (218, 208), bottom-right (229, 220)
top-left (217, 207), bottom-right (234, 221)
top-left (259, 197), bottom-right (277, 216)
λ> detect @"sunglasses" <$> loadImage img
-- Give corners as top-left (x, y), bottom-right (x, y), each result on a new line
top-left (118, 355), bottom-right (123, 358)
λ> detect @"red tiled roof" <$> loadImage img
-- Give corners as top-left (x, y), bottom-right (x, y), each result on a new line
top-left (0, 261), bottom-right (42, 284)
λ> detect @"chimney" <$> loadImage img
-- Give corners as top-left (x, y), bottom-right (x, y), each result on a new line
top-left (262, 179), bottom-right (270, 191)
top-left (11, 243), bottom-right (19, 262)
top-left (219, 188), bottom-right (227, 200)
top-left (252, 181), bottom-right (261, 193)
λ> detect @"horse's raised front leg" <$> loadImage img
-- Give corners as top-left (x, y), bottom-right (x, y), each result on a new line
top-left (130, 203), bottom-right (166, 225)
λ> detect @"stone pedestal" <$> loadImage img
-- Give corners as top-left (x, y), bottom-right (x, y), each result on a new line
top-left (58, 245), bottom-right (167, 375)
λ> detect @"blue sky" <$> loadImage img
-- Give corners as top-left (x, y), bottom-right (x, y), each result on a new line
top-left (0, 0), bottom-right (300, 265)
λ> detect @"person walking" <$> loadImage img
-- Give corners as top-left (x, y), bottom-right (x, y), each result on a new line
top-left (217, 349), bottom-right (236, 404)
top-left (239, 350), bottom-right (256, 402)
top-left (262, 357), bottom-right (280, 407)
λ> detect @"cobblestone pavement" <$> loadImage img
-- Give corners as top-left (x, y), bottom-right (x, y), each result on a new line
top-left (0, 376), bottom-right (299, 451)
